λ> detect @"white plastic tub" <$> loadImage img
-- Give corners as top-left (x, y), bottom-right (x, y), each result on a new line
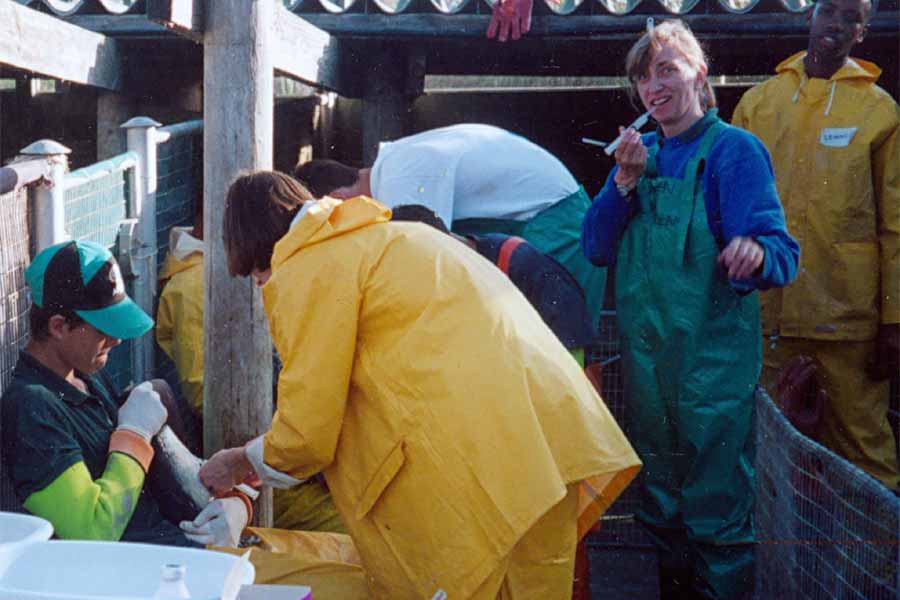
top-left (0, 512), bottom-right (53, 546)
top-left (0, 540), bottom-right (254, 599)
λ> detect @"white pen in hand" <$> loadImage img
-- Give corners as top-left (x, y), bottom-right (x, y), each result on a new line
top-left (604, 108), bottom-right (656, 156)
top-left (581, 137), bottom-right (607, 148)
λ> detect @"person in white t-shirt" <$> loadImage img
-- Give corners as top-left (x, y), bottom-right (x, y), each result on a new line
top-left (294, 123), bottom-right (606, 325)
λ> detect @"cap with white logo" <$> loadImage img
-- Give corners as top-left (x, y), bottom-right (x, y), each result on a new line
top-left (26, 240), bottom-right (153, 340)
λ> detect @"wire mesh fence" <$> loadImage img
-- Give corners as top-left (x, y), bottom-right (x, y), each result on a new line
top-left (155, 132), bottom-right (202, 272)
top-left (756, 387), bottom-right (899, 599)
top-left (587, 311), bottom-right (656, 549)
top-left (154, 128), bottom-right (203, 390)
top-left (0, 188), bottom-right (31, 512)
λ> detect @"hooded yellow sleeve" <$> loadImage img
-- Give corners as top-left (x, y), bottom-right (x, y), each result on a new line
top-left (873, 115), bottom-right (899, 324)
top-left (261, 258), bottom-right (361, 480)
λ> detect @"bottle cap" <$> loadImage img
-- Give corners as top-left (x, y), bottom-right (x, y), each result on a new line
top-left (161, 564), bottom-right (186, 582)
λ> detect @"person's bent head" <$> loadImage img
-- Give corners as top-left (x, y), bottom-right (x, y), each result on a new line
top-left (25, 240), bottom-right (153, 373)
top-left (390, 204), bottom-right (451, 234)
top-left (293, 159), bottom-right (362, 199)
top-left (223, 170), bottom-right (314, 282)
top-left (625, 20), bottom-right (714, 137)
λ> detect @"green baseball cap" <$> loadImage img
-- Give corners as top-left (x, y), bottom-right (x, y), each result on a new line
top-left (26, 240), bottom-right (153, 340)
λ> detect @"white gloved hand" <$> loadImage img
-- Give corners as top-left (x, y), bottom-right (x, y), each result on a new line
top-left (179, 497), bottom-right (249, 547)
top-left (116, 382), bottom-right (167, 441)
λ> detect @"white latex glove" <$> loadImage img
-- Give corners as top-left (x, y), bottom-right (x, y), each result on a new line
top-left (116, 382), bottom-right (167, 440)
top-left (179, 497), bottom-right (249, 547)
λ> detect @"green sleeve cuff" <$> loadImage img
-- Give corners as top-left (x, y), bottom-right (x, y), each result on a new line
top-left (24, 453), bottom-right (146, 541)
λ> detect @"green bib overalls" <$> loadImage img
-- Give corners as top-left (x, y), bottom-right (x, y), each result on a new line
top-left (615, 119), bottom-right (759, 599)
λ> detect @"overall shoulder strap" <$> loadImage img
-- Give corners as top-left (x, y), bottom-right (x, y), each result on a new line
top-left (686, 120), bottom-right (727, 181)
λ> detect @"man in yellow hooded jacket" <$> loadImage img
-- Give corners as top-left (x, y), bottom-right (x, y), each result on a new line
top-left (200, 171), bottom-right (641, 599)
top-left (156, 215), bottom-right (346, 533)
top-left (732, 0), bottom-right (899, 489)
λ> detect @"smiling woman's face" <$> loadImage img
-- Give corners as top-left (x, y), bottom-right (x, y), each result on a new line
top-left (635, 43), bottom-right (707, 138)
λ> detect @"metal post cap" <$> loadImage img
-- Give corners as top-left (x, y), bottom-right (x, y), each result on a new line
top-left (121, 116), bottom-right (162, 129)
top-left (18, 140), bottom-right (72, 156)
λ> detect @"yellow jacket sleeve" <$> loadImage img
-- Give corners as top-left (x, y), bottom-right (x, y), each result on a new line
top-left (874, 115), bottom-right (900, 324)
top-left (262, 257), bottom-right (360, 480)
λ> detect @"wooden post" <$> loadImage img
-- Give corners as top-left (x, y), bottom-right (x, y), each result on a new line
top-left (97, 92), bottom-right (135, 160)
top-left (362, 43), bottom-right (411, 165)
top-left (203, 0), bottom-right (274, 526)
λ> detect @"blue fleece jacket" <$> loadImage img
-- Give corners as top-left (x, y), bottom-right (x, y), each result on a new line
top-left (581, 110), bottom-right (799, 292)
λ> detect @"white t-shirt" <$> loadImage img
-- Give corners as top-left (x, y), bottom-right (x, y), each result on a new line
top-left (369, 124), bottom-right (579, 227)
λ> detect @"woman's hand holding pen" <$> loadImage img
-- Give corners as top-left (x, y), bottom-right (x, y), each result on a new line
top-left (612, 127), bottom-right (647, 190)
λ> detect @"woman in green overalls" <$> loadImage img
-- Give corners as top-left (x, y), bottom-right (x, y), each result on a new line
top-left (582, 21), bottom-right (799, 600)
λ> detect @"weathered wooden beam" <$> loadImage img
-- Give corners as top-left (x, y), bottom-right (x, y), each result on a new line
top-left (97, 92), bottom-right (136, 160)
top-left (273, 8), bottom-right (343, 93)
top-left (0, 0), bottom-right (122, 91)
top-left (301, 10), bottom-right (899, 38)
top-left (147, 0), bottom-right (204, 42)
top-left (64, 10), bottom-right (898, 41)
top-left (362, 44), bottom-right (412, 164)
top-left (204, 0), bottom-right (275, 526)
top-left (65, 15), bottom-right (174, 38)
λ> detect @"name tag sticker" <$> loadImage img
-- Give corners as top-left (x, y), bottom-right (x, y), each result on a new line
top-left (820, 127), bottom-right (857, 147)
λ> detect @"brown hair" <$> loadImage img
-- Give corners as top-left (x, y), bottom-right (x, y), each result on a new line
top-left (293, 159), bottom-right (360, 198)
top-left (223, 171), bottom-right (314, 277)
top-left (624, 20), bottom-right (716, 112)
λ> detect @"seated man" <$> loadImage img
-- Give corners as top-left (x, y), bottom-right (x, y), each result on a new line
top-left (294, 123), bottom-right (607, 326)
top-left (1, 240), bottom-right (249, 547)
top-left (156, 202), bottom-right (345, 534)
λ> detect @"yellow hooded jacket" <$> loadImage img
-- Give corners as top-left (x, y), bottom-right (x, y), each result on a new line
top-left (733, 52), bottom-right (899, 340)
top-left (156, 227), bottom-right (205, 414)
top-left (261, 196), bottom-right (640, 598)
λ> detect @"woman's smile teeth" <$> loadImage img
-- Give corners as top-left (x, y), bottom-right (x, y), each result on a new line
top-left (651, 98), bottom-right (670, 107)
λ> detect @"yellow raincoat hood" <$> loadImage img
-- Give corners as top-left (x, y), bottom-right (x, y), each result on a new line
top-left (271, 196), bottom-right (391, 265)
top-left (261, 196), bottom-right (640, 598)
top-left (775, 51), bottom-right (882, 117)
top-left (159, 227), bottom-right (204, 282)
top-left (733, 52), bottom-right (899, 339)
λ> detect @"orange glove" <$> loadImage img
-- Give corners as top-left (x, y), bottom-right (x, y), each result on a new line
top-left (486, 0), bottom-right (533, 42)
top-left (776, 355), bottom-right (827, 440)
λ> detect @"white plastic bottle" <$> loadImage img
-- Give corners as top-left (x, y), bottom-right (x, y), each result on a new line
top-left (152, 563), bottom-right (192, 599)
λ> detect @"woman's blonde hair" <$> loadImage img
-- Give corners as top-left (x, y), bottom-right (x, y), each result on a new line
top-left (624, 20), bottom-right (716, 111)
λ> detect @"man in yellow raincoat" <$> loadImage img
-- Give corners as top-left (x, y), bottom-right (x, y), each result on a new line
top-left (200, 171), bottom-right (641, 599)
top-left (156, 214), bottom-right (346, 533)
top-left (733, 0), bottom-right (899, 489)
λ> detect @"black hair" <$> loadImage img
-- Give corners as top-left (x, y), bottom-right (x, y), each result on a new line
top-left (389, 204), bottom-right (451, 234)
top-left (293, 160), bottom-right (360, 199)
top-left (28, 304), bottom-right (84, 341)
